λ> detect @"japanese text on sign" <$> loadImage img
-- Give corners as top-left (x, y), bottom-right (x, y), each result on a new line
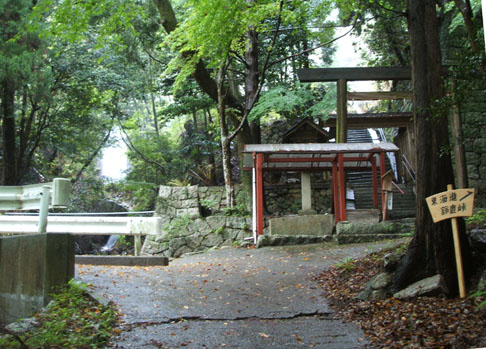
top-left (426, 189), bottom-right (475, 223)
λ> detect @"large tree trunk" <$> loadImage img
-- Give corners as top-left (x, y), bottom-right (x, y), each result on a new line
top-left (391, 0), bottom-right (465, 296)
top-left (1, 81), bottom-right (18, 185)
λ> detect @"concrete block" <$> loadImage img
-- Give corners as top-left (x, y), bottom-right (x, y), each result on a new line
top-left (335, 221), bottom-right (411, 244)
top-left (269, 214), bottom-right (334, 236)
top-left (0, 233), bottom-right (74, 326)
top-left (256, 234), bottom-right (332, 248)
top-left (345, 209), bottom-right (380, 223)
top-left (75, 255), bottom-right (169, 266)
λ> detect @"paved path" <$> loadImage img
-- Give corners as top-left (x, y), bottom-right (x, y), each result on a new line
top-left (77, 241), bottom-right (399, 348)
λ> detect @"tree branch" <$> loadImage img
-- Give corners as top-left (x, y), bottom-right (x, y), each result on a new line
top-left (268, 21), bottom-right (357, 68)
top-left (72, 127), bottom-right (112, 184)
top-left (117, 118), bottom-right (168, 176)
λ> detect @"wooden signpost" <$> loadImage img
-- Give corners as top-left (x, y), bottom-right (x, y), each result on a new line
top-left (426, 185), bottom-right (475, 298)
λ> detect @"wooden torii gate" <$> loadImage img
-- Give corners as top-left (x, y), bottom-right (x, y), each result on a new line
top-left (297, 66), bottom-right (413, 143)
top-left (296, 66), bottom-right (466, 187)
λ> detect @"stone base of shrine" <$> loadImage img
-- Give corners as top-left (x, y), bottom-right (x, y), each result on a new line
top-left (345, 209), bottom-right (381, 223)
top-left (269, 214), bottom-right (334, 236)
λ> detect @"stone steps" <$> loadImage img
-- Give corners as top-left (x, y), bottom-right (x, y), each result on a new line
top-left (335, 220), bottom-right (414, 244)
top-left (345, 209), bottom-right (380, 223)
top-left (352, 184), bottom-right (416, 219)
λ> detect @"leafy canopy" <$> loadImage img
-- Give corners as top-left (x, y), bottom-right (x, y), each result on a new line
top-left (164, 0), bottom-right (333, 90)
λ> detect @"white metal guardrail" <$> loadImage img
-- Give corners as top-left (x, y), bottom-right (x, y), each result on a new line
top-left (0, 178), bottom-right (71, 233)
top-left (0, 179), bottom-right (161, 255)
top-left (0, 216), bottom-right (162, 256)
top-left (0, 178), bottom-right (71, 210)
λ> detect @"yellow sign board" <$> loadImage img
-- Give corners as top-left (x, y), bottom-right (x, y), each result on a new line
top-left (426, 188), bottom-right (475, 223)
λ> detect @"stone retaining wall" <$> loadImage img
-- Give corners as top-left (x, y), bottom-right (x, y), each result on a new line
top-left (142, 186), bottom-right (252, 258)
top-left (462, 85), bottom-right (486, 208)
top-left (142, 181), bottom-right (332, 257)
top-left (265, 182), bottom-right (332, 215)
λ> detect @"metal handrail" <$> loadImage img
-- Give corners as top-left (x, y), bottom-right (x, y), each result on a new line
top-left (402, 154), bottom-right (416, 183)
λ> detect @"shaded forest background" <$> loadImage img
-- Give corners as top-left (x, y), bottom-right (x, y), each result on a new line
top-left (0, 0), bottom-right (484, 213)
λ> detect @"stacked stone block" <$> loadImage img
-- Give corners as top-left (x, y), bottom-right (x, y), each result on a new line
top-left (462, 86), bottom-right (486, 208)
top-left (142, 186), bottom-right (251, 258)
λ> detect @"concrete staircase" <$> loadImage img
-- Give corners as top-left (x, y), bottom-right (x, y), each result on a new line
top-left (352, 184), bottom-right (416, 219)
top-left (344, 129), bottom-right (416, 221)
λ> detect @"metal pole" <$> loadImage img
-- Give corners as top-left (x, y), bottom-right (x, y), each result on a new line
top-left (38, 186), bottom-right (51, 233)
top-left (134, 235), bottom-right (141, 256)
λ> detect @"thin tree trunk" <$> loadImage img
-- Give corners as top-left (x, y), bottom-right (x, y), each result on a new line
top-left (453, 0), bottom-right (480, 55)
top-left (1, 82), bottom-right (18, 185)
top-left (245, 26), bottom-right (261, 144)
top-left (72, 129), bottom-right (112, 184)
top-left (217, 65), bottom-right (235, 207)
top-left (204, 109), bottom-right (216, 185)
top-left (148, 56), bottom-right (160, 136)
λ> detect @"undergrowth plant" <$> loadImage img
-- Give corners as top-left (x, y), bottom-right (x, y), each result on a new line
top-left (470, 290), bottom-right (486, 308)
top-left (0, 280), bottom-right (119, 348)
top-left (465, 209), bottom-right (486, 230)
top-left (335, 257), bottom-right (356, 272)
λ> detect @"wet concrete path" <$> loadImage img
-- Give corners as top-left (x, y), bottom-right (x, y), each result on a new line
top-left (77, 241), bottom-right (398, 348)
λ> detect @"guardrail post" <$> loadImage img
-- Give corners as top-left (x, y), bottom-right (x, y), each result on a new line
top-left (52, 178), bottom-right (71, 207)
top-left (134, 235), bottom-right (142, 256)
top-left (38, 186), bottom-right (51, 233)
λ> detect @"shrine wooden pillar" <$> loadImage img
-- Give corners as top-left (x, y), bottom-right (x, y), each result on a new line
top-left (338, 154), bottom-right (347, 221)
top-left (332, 156), bottom-right (340, 223)
top-left (336, 79), bottom-right (348, 143)
top-left (371, 156), bottom-right (379, 208)
top-left (336, 79), bottom-right (348, 222)
top-left (255, 153), bottom-right (264, 236)
top-left (379, 152), bottom-right (386, 219)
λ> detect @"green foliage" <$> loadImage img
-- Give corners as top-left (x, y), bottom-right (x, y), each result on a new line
top-left (117, 235), bottom-right (132, 249)
top-left (465, 209), bottom-right (486, 230)
top-left (249, 83), bottom-right (336, 122)
top-left (470, 290), bottom-right (486, 308)
top-left (33, 0), bottom-right (146, 52)
top-left (335, 257), bottom-right (356, 272)
top-left (109, 180), bottom-right (159, 211)
top-left (68, 177), bottom-right (106, 213)
top-left (165, 0), bottom-right (279, 89)
top-left (201, 198), bottom-right (218, 210)
top-left (215, 226), bottom-right (225, 235)
top-left (0, 280), bottom-right (118, 348)
top-left (445, 0), bottom-right (482, 34)
top-left (164, 0), bottom-right (335, 91)
top-left (223, 203), bottom-right (250, 217)
top-left (165, 215), bottom-right (192, 237)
